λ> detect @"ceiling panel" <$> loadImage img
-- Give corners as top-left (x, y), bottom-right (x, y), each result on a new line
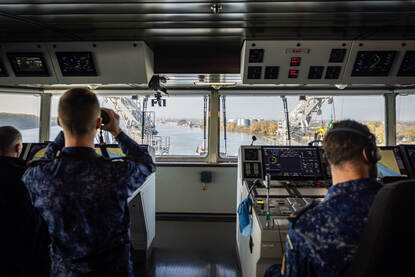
top-left (1, 1), bottom-right (415, 73)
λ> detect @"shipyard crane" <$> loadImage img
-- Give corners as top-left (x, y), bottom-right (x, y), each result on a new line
top-left (276, 96), bottom-right (334, 145)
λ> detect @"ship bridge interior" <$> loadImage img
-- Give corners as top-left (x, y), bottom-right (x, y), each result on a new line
top-left (1, 1), bottom-right (415, 277)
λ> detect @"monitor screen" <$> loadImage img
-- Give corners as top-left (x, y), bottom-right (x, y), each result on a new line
top-left (95, 146), bottom-right (125, 159)
top-left (56, 52), bottom-right (97, 76)
top-left (26, 144), bottom-right (125, 162)
top-left (26, 144), bottom-right (49, 162)
top-left (262, 147), bottom-right (322, 179)
top-left (406, 146), bottom-right (415, 171)
top-left (351, 51), bottom-right (396, 77)
top-left (7, 53), bottom-right (49, 76)
top-left (377, 147), bottom-right (408, 177)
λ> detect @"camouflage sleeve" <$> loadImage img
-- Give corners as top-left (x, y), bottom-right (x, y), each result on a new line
top-left (22, 166), bottom-right (39, 204)
top-left (115, 131), bottom-right (156, 194)
top-left (43, 131), bottom-right (65, 159)
top-left (283, 229), bottom-right (315, 277)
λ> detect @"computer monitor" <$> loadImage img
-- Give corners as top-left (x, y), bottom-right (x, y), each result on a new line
top-left (377, 147), bottom-right (408, 177)
top-left (400, 145), bottom-right (415, 178)
top-left (95, 145), bottom-right (125, 159)
top-left (7, 53), bottom-right (49, 76)
top-left (26, 143), bottom-right (49, 162)
top-left (262, 146), bottom-right (323, 180)
top-left (407, 147), bottom-right (415, 170)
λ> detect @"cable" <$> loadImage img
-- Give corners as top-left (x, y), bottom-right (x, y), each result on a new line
top-left (274, 214), bottom-right (286, 258)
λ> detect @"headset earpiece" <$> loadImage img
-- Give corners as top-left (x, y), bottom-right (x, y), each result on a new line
top-left (326, 127), bottom-right (379, 164)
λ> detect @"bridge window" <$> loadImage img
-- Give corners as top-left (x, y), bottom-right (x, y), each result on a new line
top-left (51, 95), bottom-right (209, 157)
top-left (397, 94), bottom-right (415, 144)
top-left (219, 95), bottom-right (385, 158)
top-left (99, 95), bottom-right (209, 157)
top-left (0, 93), bottom-right (40, 142)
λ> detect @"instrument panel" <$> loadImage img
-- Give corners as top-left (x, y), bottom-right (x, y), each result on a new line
top-left (241, 40), bottom-right (415, 85)
top-left (240, 146), bottom-right (325, 181)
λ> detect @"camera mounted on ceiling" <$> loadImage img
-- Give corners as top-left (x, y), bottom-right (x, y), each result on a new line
top-left (148, 75), bottom-right (168, 107)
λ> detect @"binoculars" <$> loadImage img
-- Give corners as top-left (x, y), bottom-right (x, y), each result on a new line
top-left (101, 109), bottom-right (110, 126)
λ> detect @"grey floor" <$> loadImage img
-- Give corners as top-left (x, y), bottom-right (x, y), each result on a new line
top-left (134, 220), bottom-right (241, 277)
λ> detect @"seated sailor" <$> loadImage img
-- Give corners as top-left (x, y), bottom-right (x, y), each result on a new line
top-left (0, 126), bottom-right (50, 277)
top-left (23, 88), bottom-right (156, 277)
top-left (265, 120), bottom-right (382, 277)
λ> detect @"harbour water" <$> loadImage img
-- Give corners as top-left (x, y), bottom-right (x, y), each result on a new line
top-left (20, 123), bottom-right (269, 157)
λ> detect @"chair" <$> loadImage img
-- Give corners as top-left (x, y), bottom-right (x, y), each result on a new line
top-left (342, 180), bottom-right (415, 277)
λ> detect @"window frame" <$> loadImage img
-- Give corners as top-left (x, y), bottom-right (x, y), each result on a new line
top-left (0, 88), bottom-right (399, 163)
top-left (0, 91), bottom-right (42, 142)
top-left (216, 91), bottom-right (389, 162)
top-left (395, 92), bottom-right (415, 145)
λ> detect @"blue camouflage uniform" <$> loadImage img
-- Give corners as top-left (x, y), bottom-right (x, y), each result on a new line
top-left (23, 131), bottom-right (156, 277)
top-left (265, 178), bottom-right (382, 277)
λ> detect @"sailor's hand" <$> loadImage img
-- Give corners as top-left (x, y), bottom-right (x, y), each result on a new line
top-left (101, 108), bottom-right (122, 137)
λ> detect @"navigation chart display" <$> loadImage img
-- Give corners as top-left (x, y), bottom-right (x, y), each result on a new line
top-left (7, 53), bottom-right (49, 76)
top-left (56, 52), bottom-right (97, 76)
top-left (262, 147), bottom-right (322, 179)
top-left (377, 147), bottom-right (408, 177)
top-left (351, 51), bottom-right (396, 77)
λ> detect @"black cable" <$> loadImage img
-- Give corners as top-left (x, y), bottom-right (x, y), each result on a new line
top-left (98, 129), bottom-right (110, 159)
top-left (274, 215), bottom-right (286, 259)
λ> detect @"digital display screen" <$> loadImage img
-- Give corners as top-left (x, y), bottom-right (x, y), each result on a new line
top-left (244, 148), bottom-right (259, 161)
top-left (398, 51), bottom-right (415, 77)
top-left (247, 66), bottom-right (262, 79)
top-left (0, 60), bottom-right (8, 77)
top-left (288, 70), bottom-right (299, 79)
top-left (56, 52), bottom-right (97, 76)
top-left (25, 144), bottom-right (125, 162)
top-left (290, 57), bottom-right (301, 66)
top-left (25, 144), bottom-right (49, 162)
top-left (95, 146), bottom-right (125, 159)
top-left (7, 53), bottom-right (49, 76)
top-left (351, 51), bottom-right (396, 77)
top-left (377, 147), bottom-right (407, 177)
top-left (262, 147), bottom-right (322, 179)
top-left (249, 49), bottom-right (264, 63)
top-left (329, 48), bottom-right (347, 63)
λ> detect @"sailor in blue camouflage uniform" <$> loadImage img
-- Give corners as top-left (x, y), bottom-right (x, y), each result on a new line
top-left (23, 88), bottom-right (156, 277)
top-left (265, 120), bottom-right (382, 277)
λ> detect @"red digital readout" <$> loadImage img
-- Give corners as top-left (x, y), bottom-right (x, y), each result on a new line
top-left (290, 57), bottom-right (302, 66)
top-left (288, 70), bottom-right (299, 78)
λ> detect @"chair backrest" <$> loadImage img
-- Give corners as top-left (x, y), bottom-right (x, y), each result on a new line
top-left (343, 179), bottom-right (415, 277)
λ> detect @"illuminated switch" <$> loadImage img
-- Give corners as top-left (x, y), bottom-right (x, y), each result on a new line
top-left (290, 57), bottom-right (302, 66)
top-left (288, 69), bottom-right (299, 79)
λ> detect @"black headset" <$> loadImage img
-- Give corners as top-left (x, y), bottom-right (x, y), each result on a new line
top-left (325, 127), bottom-right (381, 164)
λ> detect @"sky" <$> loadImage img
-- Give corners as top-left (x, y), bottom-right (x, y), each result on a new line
top-left (1, 93), bottom-right (415, 122)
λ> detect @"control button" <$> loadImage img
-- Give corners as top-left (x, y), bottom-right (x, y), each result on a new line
top-left (308, 66), bottom-right (324, 79)
top-left (288, 69), bottom-right (299, 79)
top-left (329, 48), bottom-right (347, 63)
top-left (247, 66), bottom-right (262, 79)
top-left (249, 49), bottom-right (264, 63)
top-left (264, 66), bottom-right (279, 79)
top-left (325, 66), bottom-right (342, 79)
top-left (290, 57), bottom-right (302, 66)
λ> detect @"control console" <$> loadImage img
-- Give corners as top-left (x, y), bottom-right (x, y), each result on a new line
top-left (236, 145), bottom-right (330, 277)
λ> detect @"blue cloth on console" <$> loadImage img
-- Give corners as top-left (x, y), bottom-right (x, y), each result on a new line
top-left (237, 197), bottom-right (253, 237)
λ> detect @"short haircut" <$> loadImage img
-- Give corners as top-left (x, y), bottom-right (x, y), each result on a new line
top-left (58, 88), bottom-right (100, 135)
top-left (323, 120), bottom-right (375, 166)
top-left (0, 126), bottom-right (22, 156)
